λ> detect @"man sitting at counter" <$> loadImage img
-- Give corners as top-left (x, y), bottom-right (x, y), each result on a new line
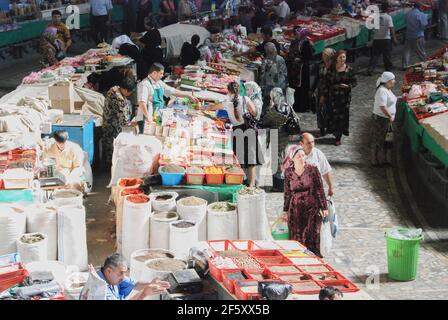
top-left (43, 130), bottom-right (87, 193)
top-left (137, 63), bottom-right (198, 134)
top-left (47, 10), bottom-right (72, 53)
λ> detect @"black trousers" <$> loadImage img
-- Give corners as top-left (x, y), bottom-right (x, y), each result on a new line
top-left (91, 15), bottom-right (109, 44)
top-left (368, 39), bottom-right (393, 73)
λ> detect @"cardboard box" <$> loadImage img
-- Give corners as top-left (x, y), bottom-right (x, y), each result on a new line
top-left (51, 99), bottom-right (75, 114)
top-left (48, 81), bottom-right (74, 100)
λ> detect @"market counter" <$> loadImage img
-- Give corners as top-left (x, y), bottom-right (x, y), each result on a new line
top-left (398, 100), bottom-right (448, 166)
top-left (0, 6), bottom-right (123, 48)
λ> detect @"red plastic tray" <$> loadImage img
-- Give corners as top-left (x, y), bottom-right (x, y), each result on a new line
top-left (295, 264), bottom-right (335, 273)
top-left (316, 279), bottom-right (359, 293)
top-left (208, 257), bottom-right (240, 282)
top-left (0, 263), bottom-right (28, 292)
top-left (222, 270), bottom-right (250, 294)
top-left (234, 280), bottom-right (261, 300)
top-left (229, 240), bottom-right (261, 251)
top-left (207, 240), bottom-right (234, 256)
top-left (271, 272), bottom-right (314, 282)
top-left (308, 272), bottom-right (347, 282)
top-left (265, 264), bottom-right (301, 274)
top-left (289, 280), bottom-right (323, 294)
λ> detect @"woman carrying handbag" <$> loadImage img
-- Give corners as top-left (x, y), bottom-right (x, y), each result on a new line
top-left (371, 72), bottom-right (397, 166)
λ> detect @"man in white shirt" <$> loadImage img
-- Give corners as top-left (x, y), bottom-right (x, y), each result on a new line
top-left (367, 2), bottom-right (397, 76)
top-left (274, 0), bottom-right (291, 25)
top-left (137, 62), bottom-right (197, 134)
top-left (299, 132), bottom-right (334, 196)
top-left (90, 0), bottom-right (113, 44)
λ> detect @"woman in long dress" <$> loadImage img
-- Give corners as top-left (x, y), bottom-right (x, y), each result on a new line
top-left (326, 50), bottom-right (357, 146)
top-left (315, 48), bottom-right (336, 136)
top-left (282, 145), bottom-right (328, 256)
top-left (286, 27), bottom-right (313, 113)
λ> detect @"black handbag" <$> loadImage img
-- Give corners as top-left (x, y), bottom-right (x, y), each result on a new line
top-left (242, 96), bottom-right (262, 130)
top-left (284, 104), bottom-right (301, 135)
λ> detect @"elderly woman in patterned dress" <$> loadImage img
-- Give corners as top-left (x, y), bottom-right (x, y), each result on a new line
top-left (102, 77), bottom-right (136, 169)
top-left (281, 145), bottom-right (328, 256)
top-left (326, 50), bottom-right (357, 146)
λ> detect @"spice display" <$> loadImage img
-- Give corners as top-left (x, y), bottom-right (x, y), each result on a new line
top-left (237, 186), bottom-right (263, 195)
top-left (219, 250), bottom-right (248, 258)
top-left (53, 190), bottom-right (80, 198)
top-left (281, 250), bottom-right (308, 257)
top-left (311, 273), bottom-right (339, 281)
top-left (225, 166), bottom-right (243, 174)
top-left (291, 281), bottom-right (321, 292)
top-left (210, 256), bottom-right (238, 269)
top-left (20, 233), bottom-right (45, 244)
top-left (178, 196), bottom-right (207, 206)
top-left (209, 202), bottom-right (236, 212)
top-left (233, 257), bottom-right (262, 270)
top-left (299, 265), bottom-right (333, 273)
top-left (248, 273), bottom-right (266, 281)
top-left (155, 195), bottom-right (173, 201)
top-left (225, 271), bottom-right (247, 281)
top-left (278, 274), bottom-right (311, 281)
top-left (187, 167), bottom-right (204, 174)
top-left (146, 259), bottom-right (186, 272)
top-left (172, 221), bottom-right (196, 228)
top-left (153, 211), bottom-right (177, 219)
top-left (134, 250), bottom-right (174, 262)
top-left (289, 258), bottom-right (322, 265)
top-left (268, 266), bottom-right (299, 273)
top-left (127, 194), bottom-right (149, 204)
top-left (205, 167), bottom-right (223, 174)
top-left (161, 164), bottom-right (185, 173)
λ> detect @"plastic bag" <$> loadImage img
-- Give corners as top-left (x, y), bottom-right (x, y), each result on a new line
top-left (320, 219), bottom-right (333, 257)
top-left (387, 227), bottom-right (423, 240)
top-left (79, 265), bottom-right (107, 300)
top-left (327, 198), bottom-right (338, 238)
top-left (258, 281), bottom-right (292, 300)
top-left (286, 87), bottom-right (295, 106)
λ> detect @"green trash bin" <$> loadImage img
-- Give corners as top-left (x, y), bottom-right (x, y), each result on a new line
top-left (385, 228), bottom-right (424, 281)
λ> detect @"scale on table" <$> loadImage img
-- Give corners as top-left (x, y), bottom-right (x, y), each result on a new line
top-left (167, 269), bottom-right (203, 295)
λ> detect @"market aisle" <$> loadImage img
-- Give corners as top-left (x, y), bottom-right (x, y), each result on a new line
top-left (267, 38), bottom-right (448, 300)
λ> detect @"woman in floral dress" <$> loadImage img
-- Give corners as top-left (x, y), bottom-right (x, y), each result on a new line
top-left (282, 145), bottom-right (328, 256)
top-left (102, 78), bottom-right (136, 168)
top-left (326, 50), bottom-right (357, 146)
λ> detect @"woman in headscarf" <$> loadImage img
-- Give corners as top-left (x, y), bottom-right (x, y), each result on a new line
top-left (371, 71), bottom-right (397, 166)
top-left (326, 50), bottom-right (357, 146)
top-left (244, 81), bottom-right (263, 121)
top-left (112, 35), bottom-right (148, 81)
top-left (262, 88), bottom-right (290, 179)
top-left (260, 42), bottom-right (288, 107)
top-left (102, 77), bottom-right (136, 169)
top-left (140, 28), bottom-right (164, 68)
top-left (39, 27), bottom-right (63, 68)
top-left (281, 145), bottom-right (328, 256)
top-left (286, 27), bottom-right (313, 113)
top-left (315, 48), bottom-right (336, 136)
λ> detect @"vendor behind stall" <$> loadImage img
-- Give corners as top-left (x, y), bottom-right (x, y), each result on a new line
top-left (83, 253), bottom-right (170, 300)
top-left (47, 10), bottom-right (72, 53)
top-left (102, 77), bottom-right (136, 169)
top-left (43, 130), bottom-right (86, 192)
top-left (137, 63), bottom-right (198, 133)
top-left (180, 34), bottom-right (201, 66)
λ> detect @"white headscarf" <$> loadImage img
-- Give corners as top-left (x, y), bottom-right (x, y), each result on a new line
top-left (376, 71), bottom-right (395, 88)
top-left (112, 35), bottom-right (137, 50)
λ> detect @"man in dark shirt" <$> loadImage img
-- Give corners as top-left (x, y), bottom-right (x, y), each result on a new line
top-left (180, 34), bottom-right (201, 66)
top-left (255, 26), bottom-right (281, 55)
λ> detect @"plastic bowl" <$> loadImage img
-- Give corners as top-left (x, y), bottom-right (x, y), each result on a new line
top-left (159, 166), bottom-right (185, 186)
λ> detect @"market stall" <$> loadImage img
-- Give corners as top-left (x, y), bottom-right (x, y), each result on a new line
top-left (399, 46), bottom-right (448, 166)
